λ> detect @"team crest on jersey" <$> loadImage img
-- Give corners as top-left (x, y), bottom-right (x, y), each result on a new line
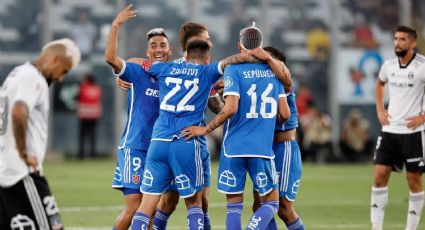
top-left (224, 77), bottom-right (233, 89)
top-left (408, 72), bottom-right (414, 79)
top-left (132, 175), bottom-right (141, 184)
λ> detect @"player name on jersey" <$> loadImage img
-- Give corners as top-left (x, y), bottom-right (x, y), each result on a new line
top-left (242, 69), bottom-right (275, 79)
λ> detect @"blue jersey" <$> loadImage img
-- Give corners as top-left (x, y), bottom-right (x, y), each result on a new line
top-left (115, 61), bottom-right (160, 150)
top-left (275, 91), bottom-right (298, 131)
top-left (144, 60), bottom-right (222, 140)
top-left (222, 63), bottom-right (285, 159)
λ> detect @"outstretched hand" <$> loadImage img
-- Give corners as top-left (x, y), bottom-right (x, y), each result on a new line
top-left (181, 126), bottom-right (209, 140)
top-left (116, 77), bottom-right (131, 91)
top-left (112, 4), bottom-right (137, 28)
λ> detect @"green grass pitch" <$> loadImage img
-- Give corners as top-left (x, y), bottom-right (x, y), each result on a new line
top-left (43, 158), bottom-right (422, 229)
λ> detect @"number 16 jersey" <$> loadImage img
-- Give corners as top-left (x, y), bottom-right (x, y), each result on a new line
top-left (222, 63), bottom-right (286, 159)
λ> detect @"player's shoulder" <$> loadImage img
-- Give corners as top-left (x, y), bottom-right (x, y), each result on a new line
top-left (382, 58), bottom-right (398, 68)
top-left (413, 53), bottom-right (425, 66)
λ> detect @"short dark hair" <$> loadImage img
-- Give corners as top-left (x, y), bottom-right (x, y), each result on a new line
top-left (263, 46), bottom-right (286, 63)
top-left (186, 40), bottom-right (210, 60)
top-left (147, 28), bottom-right (168, 41)
top-left (179, 22), bottom-right (207, 52)
top-left (395, 25), bottom-right (417, 40)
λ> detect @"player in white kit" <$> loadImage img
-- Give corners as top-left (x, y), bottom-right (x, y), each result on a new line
top-left (372, 25), bottom-right (425, 230)
top-left (0, 38), bottom-right (80, 230)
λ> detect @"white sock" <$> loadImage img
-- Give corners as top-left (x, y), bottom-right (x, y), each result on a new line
top-left (405, 191), bottom-right (424, 230)
top-left (371, 186), bottom-right (388, 230)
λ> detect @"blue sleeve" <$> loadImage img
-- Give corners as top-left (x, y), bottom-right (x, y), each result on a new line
top-left (205, 62), bottom-right (223, 84)
top-left (223, 65), bottom-right (240, 97)
top-left (147, 62), bottom-right (169, 79)
top-left (114, 61), bottom-right (142, 83)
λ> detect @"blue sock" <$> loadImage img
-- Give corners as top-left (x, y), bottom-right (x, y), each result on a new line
top-left (203, 211), bottom-right (211, 230)
top-left (286, 217), bottom-right (304, 230)
top-left (112, 227), bottom-right (117, 230)
top-left (266, 217), bottom-right (278, 230)
top-left (130, 212), bottom-right (150, 230)
top-left (187, 206), bottom-right (204, 230)
top-left (261, 202), bottom-right (277, 230)
top-left (246, 200), bottom-right (279, 230)
top-left (153, 209), bottom-right (170, 230)
top-left (226, 202), bottom-right (243, 230)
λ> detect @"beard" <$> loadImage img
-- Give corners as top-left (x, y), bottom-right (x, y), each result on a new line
top-left (395, 48), bottom-right (408, 57)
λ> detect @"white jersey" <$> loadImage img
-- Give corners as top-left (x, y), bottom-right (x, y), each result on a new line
top-left (0, 62), bottom-right (49, 187)
top-left (378, 53), bottom-right (425, 134)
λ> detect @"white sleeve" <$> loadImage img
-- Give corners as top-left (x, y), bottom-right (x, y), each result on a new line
top-left (112, 59), bottom-right (126, 77)
top-left (378, 61), bottom-right (388, 82)
top-left (15, 78), bottom-right (43, 111)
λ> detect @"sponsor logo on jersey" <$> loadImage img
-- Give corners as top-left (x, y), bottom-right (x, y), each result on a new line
top-left (408, 72), bottom-right (414, 79)
top-left (145, 88), bottom-right (160, 97)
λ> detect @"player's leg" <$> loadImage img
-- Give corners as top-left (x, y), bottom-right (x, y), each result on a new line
top-left (403, 131), bottom-right (425, 230)
top-left (371, 133), bottom-right (399, 230)
top-left (114, 192), bottom-right (142, 230)
top-left (0, 175), bottom-right (48, 230)
top-left (200, 139), bottom-right (212, 230)
top-left (153, 190), bottom-right (179, 230)
top-left (275, 141), bottom-right (304, 229)
top-left (132, 141), bottom-right (172, 229)
top-left (247, 157), bottom-right (279, 230)
top-left (405, 172), bottom-right (424, 230)
top-left (169, 138), bottom-right (206, 230)
top-left (112, 148), bottom-right (146, 230)
top-left (30, 174), bottom-right (64, 230)
top-left (217, 154), bottom-right (247, 230)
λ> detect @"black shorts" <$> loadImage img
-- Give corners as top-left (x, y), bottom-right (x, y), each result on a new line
top-left (373, 131), bottom-right (425, 173)
top-left (0, 174), bottom-right (63, 230)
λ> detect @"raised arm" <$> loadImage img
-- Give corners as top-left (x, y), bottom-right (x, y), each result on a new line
top-left (248, 48), bottom-right (292, 90)
top-left (105, 4), bottom-right (137, 72)
top-left (219, 53), bottom-right (261, 71)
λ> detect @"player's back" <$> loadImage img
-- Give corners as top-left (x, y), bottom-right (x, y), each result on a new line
top-left (144, 60), bottom-right (222, 140)
top-left (223, 63), bottom-right (285, 158)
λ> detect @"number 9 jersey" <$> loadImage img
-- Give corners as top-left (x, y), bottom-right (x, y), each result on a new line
top-left (222, 63), bottom-right (286, 159)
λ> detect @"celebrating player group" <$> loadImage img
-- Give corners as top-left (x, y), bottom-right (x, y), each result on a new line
top-left (105, 4), bottom-right (304, 230)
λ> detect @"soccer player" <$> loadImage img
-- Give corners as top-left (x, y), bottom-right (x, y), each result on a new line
top-left (115, 18), bottom-right (222, 230)
top-left (182, 25), bottom-right (291, 230)
top-left (372, 25), bottom-right (425, 230)
top-left (0, 38), bottom-right (81, 230)
top-left (252, 47), bottom-right (305, 230)
top-left (130, 37), bottom-right (284, 229)
top-left (104, 5), bottom-right (173, 230)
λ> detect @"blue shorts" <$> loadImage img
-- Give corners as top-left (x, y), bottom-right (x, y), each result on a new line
top-left (217, 153), bottom-right (278, 196)
top-left (167, 137), bottom-right (211, 192)
top-left (112, 148), bottom-right (147, 192)
top-left (141, 138), bottom-right (205, 198)
top-left (273, 141), bottom-right (302, 201)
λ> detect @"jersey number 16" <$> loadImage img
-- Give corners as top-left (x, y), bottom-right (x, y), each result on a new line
top-left (246, 83), bottom-right (277, 119)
